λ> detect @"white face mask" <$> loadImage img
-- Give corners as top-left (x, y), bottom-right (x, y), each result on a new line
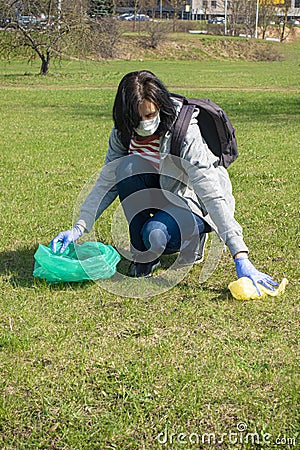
top-left (134, 112), bottom-right (160, 137)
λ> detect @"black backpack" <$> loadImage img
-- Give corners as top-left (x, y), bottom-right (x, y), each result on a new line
top-left (170, 93), bottom-right (238, 168)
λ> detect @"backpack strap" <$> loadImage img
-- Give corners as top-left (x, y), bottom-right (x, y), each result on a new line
top-left (171, 103), bottom-right (196, 158)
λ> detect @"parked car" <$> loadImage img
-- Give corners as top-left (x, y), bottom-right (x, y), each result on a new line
top-left (17, 14), bottom-right (54, 29)
top-left (208, 17), bottom-right (225, 24)
top-left (117, 13), bottom-right (133, 20)
top-left (124, 14), bottom-right (150, 22)
top-left (17, 15), bottom-right (38, 27)
top-left (288, 18), bottom-right (300, 25)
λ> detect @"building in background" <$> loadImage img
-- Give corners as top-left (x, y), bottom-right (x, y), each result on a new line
top-left (188, 0), bottom-right (300, 20)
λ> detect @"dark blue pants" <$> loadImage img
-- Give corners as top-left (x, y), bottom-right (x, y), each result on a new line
top-left (115, 155), bottom-right (208, 262)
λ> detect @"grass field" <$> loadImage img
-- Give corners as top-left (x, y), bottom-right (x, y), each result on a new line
top-left (0, 38), bottom-right (299, 449)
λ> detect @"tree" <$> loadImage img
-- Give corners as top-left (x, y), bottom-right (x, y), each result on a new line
top-left (226, 0), bottom-right (244, 36)
top-left (259, 0), bottom-right (277, 39)
top-left (90, 0), bottom-right (114, 16)
top-left (170, 0), bottom-right (186, 32)
top-left (0, 0), bottom-right (90, 75)
top-left (139, 20), bottom-right (170, 49)
top-left (132, 0), bottom-right (140, 32)
top-left (274, 0), bottom-right (292, 41)
top-left (89, 15), bottom-right (123, 58)
top-left (228, 0), bottom-right (257, 37)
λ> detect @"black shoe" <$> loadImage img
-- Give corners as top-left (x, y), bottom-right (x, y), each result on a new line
top-left (129, 259), bottom-right (161, 278)
top-left (176, 233), bottom-right (208, 266)
top-left (194, 232), bottom-right (208, 263)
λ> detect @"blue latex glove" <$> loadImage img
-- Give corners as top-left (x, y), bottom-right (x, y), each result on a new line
top-left (234, 257), bottom-right (278, 296)
top-left (51, 225), bottom-right (83, 254)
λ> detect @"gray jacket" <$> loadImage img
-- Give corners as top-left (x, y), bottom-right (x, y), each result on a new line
top-left (77, 98), bottom-right (248, 258)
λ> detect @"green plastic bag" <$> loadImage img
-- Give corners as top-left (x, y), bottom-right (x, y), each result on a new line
top-left (33, 242), bottom-right (121, 283)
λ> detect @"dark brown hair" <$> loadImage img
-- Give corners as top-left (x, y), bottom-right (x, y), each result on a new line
top-left (113, 70), bottom-right (176, 138)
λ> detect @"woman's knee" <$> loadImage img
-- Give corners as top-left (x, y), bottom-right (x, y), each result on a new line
top-left (141, 220), bottom-right (169, 252)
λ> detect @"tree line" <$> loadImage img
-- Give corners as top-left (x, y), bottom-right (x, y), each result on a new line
top-left (0, 0), bottom-right (294, 74)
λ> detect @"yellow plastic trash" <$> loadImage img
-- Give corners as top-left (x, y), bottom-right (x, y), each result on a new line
top-left (228, 277), bottom-right (288, 300)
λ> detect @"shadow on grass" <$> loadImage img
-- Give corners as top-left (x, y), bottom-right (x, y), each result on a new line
top-left (0, 245), bottom-right (93, 291)
top-left (207, 287), bottom-right (232, 302)
top-left (104, 252), bottom-right (231, 300)
top-left (0, 245), bottom-right (228, 299)
top-left (0, 245), bottom-right (36, 288)
top-left (0, 73), bottom-right (37, 79)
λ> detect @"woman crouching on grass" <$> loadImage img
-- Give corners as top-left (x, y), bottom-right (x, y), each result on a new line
top-left (51, 70), bottom-right (278, 294)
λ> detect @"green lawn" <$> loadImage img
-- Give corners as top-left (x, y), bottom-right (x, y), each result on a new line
top-left (0, 40), bottom-right (299, 449)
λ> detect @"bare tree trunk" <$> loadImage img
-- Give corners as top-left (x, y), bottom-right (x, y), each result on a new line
top-left (40, 52), bottom-right (50, 75)
top-left (277, 0), bottom-right (291, 42)
top-left (173, 13), bottom-right (177, 32)
top-left (172, 0), bottom-right (183, 33)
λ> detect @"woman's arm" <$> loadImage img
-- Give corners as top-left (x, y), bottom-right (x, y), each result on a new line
top-left (180, 122), bottom-right (248, 257)
top-left (76, 128), bottom-right (128, 232)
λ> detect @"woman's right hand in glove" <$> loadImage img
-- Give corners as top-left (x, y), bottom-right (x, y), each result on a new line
top-left (51, 224), bottom-right (84, 253)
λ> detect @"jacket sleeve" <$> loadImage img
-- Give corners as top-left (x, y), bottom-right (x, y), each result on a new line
top-left (180, 121), bottom-right (249, 257)
top-left (76, 128), bottom-right (128, 233)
